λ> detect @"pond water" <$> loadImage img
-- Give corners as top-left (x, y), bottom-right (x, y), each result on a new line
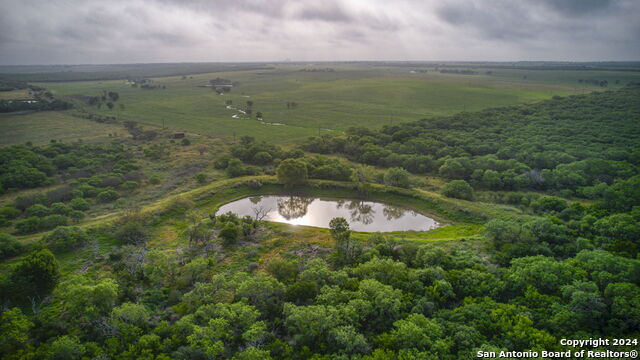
top-left (216, 195), bottom-right (441, 232)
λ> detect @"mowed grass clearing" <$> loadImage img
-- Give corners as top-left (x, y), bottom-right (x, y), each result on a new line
top-left (35, 65), bottom-right (640, 144)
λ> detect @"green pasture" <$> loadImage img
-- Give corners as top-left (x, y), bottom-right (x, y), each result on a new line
top-left (0, 111), bottom-right (123, 146)
top-left (33, 65), bottom-right (640, 144)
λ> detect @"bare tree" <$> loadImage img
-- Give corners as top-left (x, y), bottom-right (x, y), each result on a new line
top-left (252, 206), bottom-right (271, 221)
top-left (122, 246), bottom-right (148, 276)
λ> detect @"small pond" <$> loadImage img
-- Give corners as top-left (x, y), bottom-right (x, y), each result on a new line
top-left (216, 195), bottom-right (441, 232)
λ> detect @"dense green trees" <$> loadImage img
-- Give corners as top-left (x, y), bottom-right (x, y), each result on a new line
top-left (301, 85), bottom-right (640, 199)
top-left (0, 233), bottom-right (638, 359)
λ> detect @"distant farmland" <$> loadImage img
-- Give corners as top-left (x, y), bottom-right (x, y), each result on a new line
top-left (13, 64), bottom-right (640, 144)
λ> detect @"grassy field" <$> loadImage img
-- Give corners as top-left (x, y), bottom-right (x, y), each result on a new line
top-left (0, 111), bottom-right (123, 145)
top-left (0, 89), bottom-right (33, 100)
top-left (32, 65), bottom-right (640, 144)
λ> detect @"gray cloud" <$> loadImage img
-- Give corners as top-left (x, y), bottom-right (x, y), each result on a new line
top-left (296, 3), bottom-right (352, 23)
top-left (538, 0), bottom-right (619, 15)
top-left (0, 0), bottom-right (638, 65)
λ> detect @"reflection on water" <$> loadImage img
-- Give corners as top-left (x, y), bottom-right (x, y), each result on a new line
top-left (347, 201), bottom-right (375, 225)
top-left (277, 197), bottom-right (314, 220)
top-left (249, 196), bottom-right (262, 205)
top-left (383, 205), bottom-right (405, 220)
top-left (216, 195), bottom-right (440, 232)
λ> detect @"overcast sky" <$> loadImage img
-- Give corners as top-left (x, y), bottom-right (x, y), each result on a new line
top-left (1, 0), bottom-right (638, 65)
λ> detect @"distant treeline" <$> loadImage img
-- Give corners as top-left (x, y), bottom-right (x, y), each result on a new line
top-left (299, 68), bottom-right (336, 72)
top-left (438, 69), bottom-right (478, 75)
top-left (373, 61), bottom-right (640, 72)
top-left (0, 63), bottom-right (274, 82)
top-left (0, 80), bottom-right (30, 91)
top-left (0, 99), bottom-right (72, 113)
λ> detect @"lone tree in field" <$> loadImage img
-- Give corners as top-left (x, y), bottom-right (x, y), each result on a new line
top-left (276, 159), bottom-right (308, 187)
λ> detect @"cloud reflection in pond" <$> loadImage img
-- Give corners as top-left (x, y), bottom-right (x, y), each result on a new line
top-left (216, 195), bottom-right (440, 232)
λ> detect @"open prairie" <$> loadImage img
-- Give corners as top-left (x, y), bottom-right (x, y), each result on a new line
top-left (29, 64), bottom-right (639, 144)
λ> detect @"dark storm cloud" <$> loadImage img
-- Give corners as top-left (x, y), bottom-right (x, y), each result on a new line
top-left (434, 0), bottom-right (638, 49)
top-left (538, 0), bottom-right (619, 15)
top-left (156, 0), bottom-right (289, 18)
top-left (436, 1), bottom-right (538, 41)
top-left (0, 0), bottom-right (638, 65)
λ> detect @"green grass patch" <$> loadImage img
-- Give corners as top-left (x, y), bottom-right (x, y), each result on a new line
top-left (0, 111), bottom-right (122, 145)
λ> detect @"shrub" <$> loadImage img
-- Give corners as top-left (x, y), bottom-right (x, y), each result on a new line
top-left (77, 184), bottom-right (100, 198)
top-left (213, 154), bottom-right (233, 169)
top-left (69, 210), bottom-right (85, 222)
top-left (10, 248), bottom-right (59, 298)
top-left (120, 181), bottom-right (139, 191)
top-left (276, 159), bottom-right (308, 187)
top-left (100, 175), bottom-right (123, 188)
top-left (46, 186), bottom-right (74, 203)
top-left (14, 193), bottom-right (46, 211)
top-left (26, 204), bottom-right (50, 218)
top-left (531, 196), bottom-right (568, 213)
top-left (115, 221), bottom-right (148, 245)
top-left (383, 167), bottom-right (411, 188)
top-left (97, 189), bottom-right (119, 203)
top-left (253, 151), bottom-right (273, 165)
top-left (0, 206), bottom-right (20, 219)
top-left (50, 202), bottom-right (72, 215)
top-left (285, 281), bottom-right (318, 304)
top-left (226, 158), bottom-right (247, 177)
top-left (442, 180), bottom-right (475, 200)
top-left (181, 138), bottom-right (191, 146)
top-left (69, 198), bottom-right (90, 211)
top-left (219, 222), bottom-right (240, 245)
top-left (41, 214), bottom-right (69, 230)
top-left (149, 176), bottom-right (161, 185)
top-left (246, 179), bottom-right (263, 189)
top-left (14, 217), bottom-right (42, 234)
top-left (266, 259), bottom-right (299, 283)
top-left (42, 226), bottom-right (89, 252)
top-left (195, 173), bottom-right (207, 184)
top-left (0, 233), bottom-right (24, 260)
